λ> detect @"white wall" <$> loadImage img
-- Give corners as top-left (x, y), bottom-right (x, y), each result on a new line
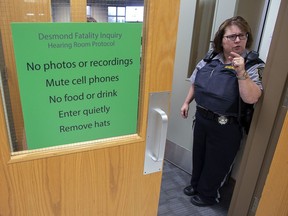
top-left (166, 0), bottom-right (197, 153)
top-left (167, 0), bottom-right (238, 152)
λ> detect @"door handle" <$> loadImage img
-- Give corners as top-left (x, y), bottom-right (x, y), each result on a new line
top-left (143, 91), bottom-right (170, 174)
top-left (150, 108), bottom-right (168, 162)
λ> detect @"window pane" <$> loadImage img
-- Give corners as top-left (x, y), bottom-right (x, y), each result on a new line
top-left (51, 0), bottom-right (70, 22)
top-left (86, 6), bottom-right (91, 17)
top-left (126, 6), bottom-right (144, 22)
top-left (108, 16), bottom-right (116, 23)
top-left (117, 7), bottom-right (125, 16)
top-left (117, 17), bottom-right (125, 23)
top-left (108, 7), bottom-right (116, 16)
top-left (87, 1), bottom-right (144, 23)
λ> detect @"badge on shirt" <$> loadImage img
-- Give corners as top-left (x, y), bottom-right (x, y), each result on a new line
top-left (218, 116), bottom-right (228, 125)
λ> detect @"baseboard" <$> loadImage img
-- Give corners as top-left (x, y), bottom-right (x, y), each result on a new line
top-left (164, 139), bottom-right (192, 174)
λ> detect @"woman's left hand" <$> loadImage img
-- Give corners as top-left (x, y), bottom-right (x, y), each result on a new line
top-left (228, 51), bottom-right (262, 104)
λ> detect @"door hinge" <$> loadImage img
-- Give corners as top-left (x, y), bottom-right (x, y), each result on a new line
top-left (250, 196), bottom-right (260, 213)
top-left (283, 86), bottom-right (288, 108)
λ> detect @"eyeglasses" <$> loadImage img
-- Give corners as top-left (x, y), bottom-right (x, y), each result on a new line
top-left (223, 33), bottom-right (248, 41)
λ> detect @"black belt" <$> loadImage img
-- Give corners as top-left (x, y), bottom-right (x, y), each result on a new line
top-left (196, 106), bottom-right (238, 125)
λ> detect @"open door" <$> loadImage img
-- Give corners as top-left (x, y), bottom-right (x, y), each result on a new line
top-left (0, 0), bottom-right (180, 215)
top-left (255, 111), bottom-right (288, 215)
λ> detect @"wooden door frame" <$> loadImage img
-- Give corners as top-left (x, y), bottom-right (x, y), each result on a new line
top-left (228, 0), bottom-right (288, 215)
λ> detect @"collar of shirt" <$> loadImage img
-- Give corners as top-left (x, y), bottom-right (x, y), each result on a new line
top-left (212, 50), bottom-right (249, 64)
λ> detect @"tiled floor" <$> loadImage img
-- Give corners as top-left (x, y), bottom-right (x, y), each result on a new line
top-left (158, 161), bottom-right (234, 216)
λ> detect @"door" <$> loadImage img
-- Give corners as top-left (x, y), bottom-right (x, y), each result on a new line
top-left (0, 0), bottom-right (180, 215)
top-left (255, 110), bottom-right (288, 215)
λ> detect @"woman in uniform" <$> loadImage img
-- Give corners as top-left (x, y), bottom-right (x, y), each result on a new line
top-left (180, 16), bottom-right (265, 206)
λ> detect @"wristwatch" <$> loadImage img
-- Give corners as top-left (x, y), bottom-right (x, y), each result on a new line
top-left (237, 71), bottom-right (249, 80)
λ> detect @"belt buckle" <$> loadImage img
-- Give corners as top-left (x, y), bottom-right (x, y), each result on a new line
top-left (218, 115), bottom-right (228, 125)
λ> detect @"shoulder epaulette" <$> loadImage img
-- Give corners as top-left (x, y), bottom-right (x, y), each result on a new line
top-left (203, 49), bottom-right (218, 62)
top-left (245, 51), bottom-right (265, 70)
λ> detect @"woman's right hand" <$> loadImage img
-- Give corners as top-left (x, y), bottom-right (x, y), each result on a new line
top-left (181, 102), bottom-right (189, 119)
top-left (181, 85), bottom-right (195, 119)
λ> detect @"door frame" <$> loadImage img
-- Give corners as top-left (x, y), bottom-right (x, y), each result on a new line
top-left (228, 0), bottom-right (288, 215)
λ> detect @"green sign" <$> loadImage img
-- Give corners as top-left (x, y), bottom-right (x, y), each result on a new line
top-left (12, 23), bottom-right (142, 150)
